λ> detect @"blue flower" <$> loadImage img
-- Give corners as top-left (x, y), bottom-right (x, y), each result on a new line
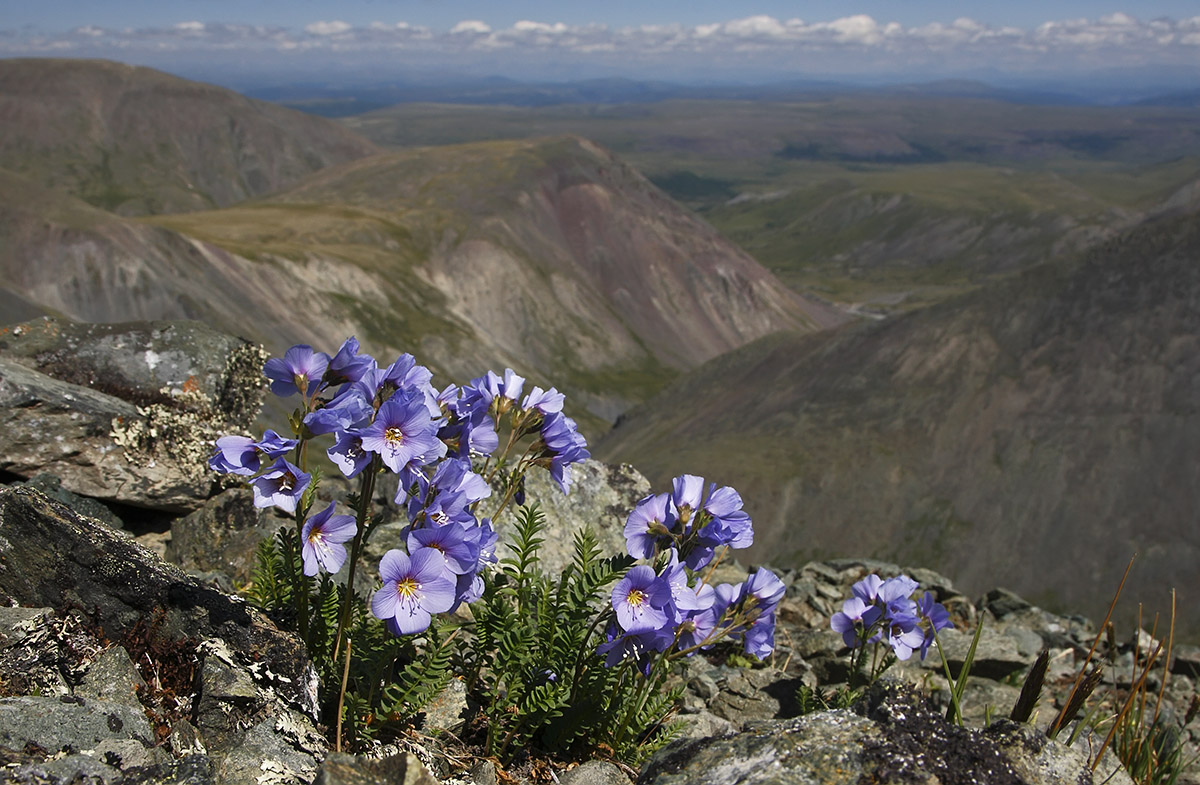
top-left (743, 567), bottom-right (785, 617)
top-left (671, 475), bottom-right (706, 529)
top-left (359, 389), bottom-right (447, 474)
top-left (264, 345), bottom-right (329, 398)
top-left (534, 412), bottom-right (590, 493)
top-left (612, 565), bottom-right (672, 634)
top-left (597, 622), bottom-right (674, 670)
top-left (209, 435), bottom-right (259, 476)
top-left (304, 390), bottom-right (372, 435)
top-left (209, 428), bottom-right (298, 476)
top-left (325, 337), bottom-right (375, 386)
top-left (406, 521), bottom-right (480, 576)
top-left (917, 591), bottom-right (953, 659)
top-left (743, 615), bottom-right (776, 660)
top-left (300, 502), bottom-right (357, 576)
top-left (521, 385), bottom-right (564, 415)
top-left (831, 596), bottom-right (882, 649)
top-left (250, 458), bottom-right (310, 514)
top-left (371, 548), bottom-right (457, 636)
top-left (400, 457), bottom-right (490, 526)
top-left (327, 428), bottom-right (372, 478)
top-left (623, 493), bottom-right (674, 559)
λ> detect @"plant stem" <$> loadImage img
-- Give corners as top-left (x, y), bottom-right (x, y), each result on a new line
top-left (489, 451), bottom-right (535, 521)
top-left (1049, 554), bottom-right (1135, 738)
top-left (335, 633), bottom-right (352, 753)
top-left (331, 455), bottom-right (381, 736)
top-left (570, 608), bottom-right (615, 704)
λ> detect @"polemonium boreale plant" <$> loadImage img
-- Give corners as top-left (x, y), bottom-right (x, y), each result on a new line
top-left (830, 573), bottom-right (954, 686)
top-left (208, 339), bottom-right (591, 751)
top-left (210, 338), bottom-right (772, 764)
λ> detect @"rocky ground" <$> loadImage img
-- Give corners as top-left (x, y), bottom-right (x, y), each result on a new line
top-left (0, 317), bottom-right (1196, 785)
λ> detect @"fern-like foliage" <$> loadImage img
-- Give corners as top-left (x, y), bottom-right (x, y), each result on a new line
top-left (247, 527), bottom-right (295, 614)
top-left (467, 504), bottom-right (679, 764)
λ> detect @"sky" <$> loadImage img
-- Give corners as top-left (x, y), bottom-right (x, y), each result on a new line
top-left (4, 2), bottom-right (1200, 87)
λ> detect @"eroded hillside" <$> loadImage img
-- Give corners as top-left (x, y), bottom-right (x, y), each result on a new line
top-left (597, 207), bottom-right (1200, 637)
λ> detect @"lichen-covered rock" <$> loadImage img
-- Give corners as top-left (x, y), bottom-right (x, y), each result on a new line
top-left (489, 459), bottom-right (649, 575)
top-left (312, 752), bottom-right (440, 785)
top-left (0, 317), bottom-right (267, 512)
top-left (639, 683), bottom-right (1132, 785)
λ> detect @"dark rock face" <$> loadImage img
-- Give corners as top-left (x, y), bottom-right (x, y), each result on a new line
top-left (166, 489), bottom-right (287, 590)
top-left (0, 486), bottom-right (332, 784)
top-left (0, 318), bottom-right (266, 512)
top-left (0, 486), bottom-right (315, 714)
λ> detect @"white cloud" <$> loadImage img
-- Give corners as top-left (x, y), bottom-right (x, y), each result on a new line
top-left (304, 20), bottom-right (351, 36)
top-left (9, 12), bottom-right (1200, 77)
top-left (512, 20), bottom-right (568, 35)
top-left (723, 16), bottom-right (788, 38)
top-left (451, 20), bottom-right (491, 35)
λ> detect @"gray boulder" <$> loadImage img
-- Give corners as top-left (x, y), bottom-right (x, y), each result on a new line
top-left (490, 459), bottom-right (648, 576)
top-left (0, 317), bottom-right (266, 512)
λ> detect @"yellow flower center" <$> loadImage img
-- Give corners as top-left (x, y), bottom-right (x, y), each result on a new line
top-left (385, 426), bottom-right (405, 445)
top-left (627, 589), bottom-right (647, 607)
top-left (396, 578), bottom-right (420, 599)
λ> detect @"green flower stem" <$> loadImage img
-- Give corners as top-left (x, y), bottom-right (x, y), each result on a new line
top-left (569, 607), bottom-right (616, 704)
top-left (489, 450), bottom-right (536, 522)
top-left (612, 652), bottom-right (669, 751)
top-left (331, 454), bottom-right (382, 743)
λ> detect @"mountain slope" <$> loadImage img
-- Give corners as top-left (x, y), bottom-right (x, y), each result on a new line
top-left (596, 209), bottom-right (1200, 635)
top-left (3, 136), bottom-right (842, 429)
top-left (0, 167), bottom-right (414, 353)
top-left (0, 58), bottom-right (380, 215)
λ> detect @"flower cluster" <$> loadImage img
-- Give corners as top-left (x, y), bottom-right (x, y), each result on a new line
top-left (624, 474), bottom-right (753, 570)
top-left (601, 474), bottom-right (783, 671)
top-left (830, 573), bottom-right (954, 681)
top-left (208, 339), bottom-right (590, 637)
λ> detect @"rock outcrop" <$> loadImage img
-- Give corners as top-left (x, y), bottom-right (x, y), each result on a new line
top-left (0, 317), bottom-right (265, 512)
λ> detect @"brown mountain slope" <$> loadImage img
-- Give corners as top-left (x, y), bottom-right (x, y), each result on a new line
top-left (2, 136), bottom-right (842, 428)
top-left (0, 58), bottom-right (380, 215)
top-left (596, 209), bottom-right (1200, 635)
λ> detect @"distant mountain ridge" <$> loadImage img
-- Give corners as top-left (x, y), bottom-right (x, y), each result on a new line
top-left (0, 58), bottom-right (381, 215)
top-left (0, 58), bottom-right (839, 431)
top-left (596, 207), bottom-right (1200, 637)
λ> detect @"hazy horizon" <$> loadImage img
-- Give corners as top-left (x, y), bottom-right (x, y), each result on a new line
top-left (4, 3), bottom-right (1200, 96)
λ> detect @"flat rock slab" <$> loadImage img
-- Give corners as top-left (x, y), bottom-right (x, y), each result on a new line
top-left (0, 695), bottom-right (155, 752)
